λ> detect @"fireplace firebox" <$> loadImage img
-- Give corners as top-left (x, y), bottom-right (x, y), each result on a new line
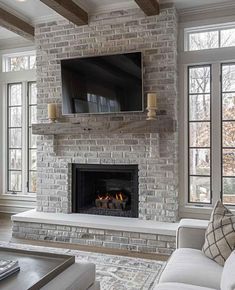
top-left (72, 164), bottom-right (138, 218)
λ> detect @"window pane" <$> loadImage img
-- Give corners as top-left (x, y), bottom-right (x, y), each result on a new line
top-left (9, 150), bottom-right (21, 170)
top-left (223, 122), bottom-right (235, 147)
top-left (221, 28), bottom-right (235, 48)
top-left (189, 176), bottom-right (211, 203)
top-left (29, 150), bottom-right (37, 170)
top-left (189, 67), bottom-right (211, 94)
top-left (10, 56), bottom-right (28, 71)
top-left (8, 171), bottom-right (22, 192)
top-left (29, 83), bottom-right (37, 104)
top-left (190, 149), bottom-right (210, 175)
top-left (29, 106), bottom-right (37, 125)
top-left (190, 122), bottom-right (210, 147)
top-left (223, 93), bottom-right (235, 120)
top-left (9, 84), bottom-right (22, 106)
top-left (189, 31), bottom-right (219, 51)
top-left (9, 107), bottom-right (22, 127)
top-left (28, 82), bottom-right (37, 195)
top-left (29, 128), bottom-right (37, 148)
top-left (223, 149), bottom-right (235, 176)
top-left (9, 128), bottom-right (22, 148)
top-left (189, 94), bottom-right (210, 121)
top-left (223, 178), bottom-right (235, 204)
top-left (29, 171), bottom-right (37, 193)
top-left (29, 56), bottom-right (36, 70)
top-left (222, 64), bottom-right (235, 92)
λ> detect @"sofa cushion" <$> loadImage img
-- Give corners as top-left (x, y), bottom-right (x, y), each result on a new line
top-left (41, 262), bottom-right (96, 290)
top-left (202, 200), bottom-right (235, 266)
top-left (154, 282), bottom-right (216, 290)
top-left (159, 248), bottom-right (222, 290)
top-left (221, 250), bottom-right (235, 290)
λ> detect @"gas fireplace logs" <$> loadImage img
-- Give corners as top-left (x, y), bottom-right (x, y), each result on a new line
top-left (95, 192), bottom-right (128, 210)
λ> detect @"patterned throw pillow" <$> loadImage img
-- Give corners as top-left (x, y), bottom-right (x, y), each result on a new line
top-left (202, 200), bottom-right (235, 266)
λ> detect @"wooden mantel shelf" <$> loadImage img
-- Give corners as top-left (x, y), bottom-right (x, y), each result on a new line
top-left (32, 117), bottom-right (176, 136)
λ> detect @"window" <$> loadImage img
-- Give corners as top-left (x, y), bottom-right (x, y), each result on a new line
top-left (3, 52), bottom-right (36, 72)
top-left (7, 83), bottom-right (22, 193)
top-left (222, 64), bottom-right (235, 205)
top-left (185, 24), bottom-right (235, 51)
top-left (188, 66), bottom-right (211, 203)
top-left (187, 63), bottom-right (235, 206)
top-left (7, 82), bottom-right (37, 195)
top-left (180, 21), bottom-right (235, 210)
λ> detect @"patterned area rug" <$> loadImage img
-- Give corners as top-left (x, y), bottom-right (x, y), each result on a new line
top-left (0, 241), bottom-right (166, 290)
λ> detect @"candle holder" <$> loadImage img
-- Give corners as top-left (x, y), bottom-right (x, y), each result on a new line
top-left (146, 106), bottom-right (157, 120)
top-left (146, 93), bottom-right (157, 120)
top-left (48, 103), bottom-right (57, 123)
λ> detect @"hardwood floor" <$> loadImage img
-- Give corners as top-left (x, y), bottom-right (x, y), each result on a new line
top-left (0, 213), bottom-right (168, 261)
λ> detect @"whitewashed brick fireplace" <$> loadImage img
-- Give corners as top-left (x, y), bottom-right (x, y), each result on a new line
top-left (12, 4), bottom-right (179, 254)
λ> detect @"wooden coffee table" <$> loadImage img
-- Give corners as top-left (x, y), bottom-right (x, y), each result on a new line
top-left (0, 247), bottom-right (75, 290)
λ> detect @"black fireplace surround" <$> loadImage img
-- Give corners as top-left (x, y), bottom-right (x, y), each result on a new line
top-left (72, 164), bottom-right (138, 218)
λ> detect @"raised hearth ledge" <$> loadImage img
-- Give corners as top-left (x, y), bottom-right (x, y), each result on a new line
top-left (12, 209), bottom-right (178, 236)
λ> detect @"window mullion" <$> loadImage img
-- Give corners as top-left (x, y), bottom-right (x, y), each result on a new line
top-left (211, 63), bottom-right (222, 205)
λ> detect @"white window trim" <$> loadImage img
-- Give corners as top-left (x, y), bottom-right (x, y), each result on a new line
top-left (2, 49), bottom-right (36, 73)
top-left (184, 22), bottom-right (235, 51)
top-left (179, 22), bottom-right (235, 219)
top-left (3, 81), bottom-right (37, 198)
top-left (0, 48), bottom-right (36, 202)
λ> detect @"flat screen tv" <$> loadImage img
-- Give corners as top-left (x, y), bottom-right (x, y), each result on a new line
top-left (61, 52), bottom-right (143, 114)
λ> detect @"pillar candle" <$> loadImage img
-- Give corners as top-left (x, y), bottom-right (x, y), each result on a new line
top-left (147, 93), bottom-right (157, 108)
top-left (48, 103), bottom-right (57, 120)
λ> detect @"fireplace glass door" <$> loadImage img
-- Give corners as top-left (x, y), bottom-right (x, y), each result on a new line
top-left (72, 164), bottom-right (138, 218)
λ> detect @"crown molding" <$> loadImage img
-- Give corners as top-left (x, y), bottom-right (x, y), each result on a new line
top-left (179, 1), bottom-right (235, 18)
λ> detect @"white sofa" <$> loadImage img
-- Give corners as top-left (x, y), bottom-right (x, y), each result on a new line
top-left (154, 219), bottom-right (235, 290)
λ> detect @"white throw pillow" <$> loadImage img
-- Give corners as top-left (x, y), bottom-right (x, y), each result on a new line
top-left (221, 250), bottom-right (235, 290)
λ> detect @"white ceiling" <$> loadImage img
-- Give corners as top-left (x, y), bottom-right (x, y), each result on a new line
top-left (0, 0), bottom-right (56, 21)
top-left (0, 0), bottom-right (234, 48)
top-left (0, 27), bottom-right (21, 39)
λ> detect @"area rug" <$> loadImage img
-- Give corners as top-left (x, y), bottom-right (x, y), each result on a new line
top-left (0, 241), bottom-right (166, 290)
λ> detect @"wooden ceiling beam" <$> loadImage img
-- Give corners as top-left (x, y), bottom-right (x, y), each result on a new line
top-left (0, 7), bottom-right (34, 40)
top-left (40, 0), bottom-right (88, 26)
top-left (134, 0), bottom-right (160, 16)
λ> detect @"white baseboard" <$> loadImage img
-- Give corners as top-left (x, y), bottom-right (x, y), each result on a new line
top-left (0, 195), bottom-right (36, 214)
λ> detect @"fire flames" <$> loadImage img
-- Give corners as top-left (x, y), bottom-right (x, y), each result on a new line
top-left (97, 194), bottom-right (112, 200)
top-left (97, 192), bottom-right (126, 201)
top-left (116, 192), bottom-right (124, 201)
top-left (95, 191), bottom-right (128, 210)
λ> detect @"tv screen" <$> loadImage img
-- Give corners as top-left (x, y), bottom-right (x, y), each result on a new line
top-left (61, 52), bottom-right (143, 114)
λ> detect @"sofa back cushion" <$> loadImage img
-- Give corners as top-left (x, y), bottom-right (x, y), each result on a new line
top-left (202, 200), bottom-right (235, 266)
top-left (221, 251), bottom-right (235, 290)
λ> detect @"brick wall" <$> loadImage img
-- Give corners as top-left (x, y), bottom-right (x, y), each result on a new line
top-left (35, 6), bottom-right (179, 222)
top-left (12, 221), bottom-right (176, 255)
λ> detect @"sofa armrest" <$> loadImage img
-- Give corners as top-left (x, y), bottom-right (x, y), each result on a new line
top-left (177, 219), bottom-right (209, 250)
